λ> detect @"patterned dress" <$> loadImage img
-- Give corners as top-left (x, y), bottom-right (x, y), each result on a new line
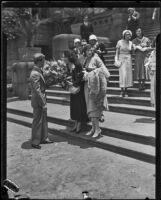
top-left (132, 36), bottom-right (151, 81)
top-left (116, 39), bottom-right (134, 88)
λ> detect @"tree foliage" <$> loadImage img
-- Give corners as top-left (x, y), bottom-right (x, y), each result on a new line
top-left (2, 8), bottom-right (39, 46)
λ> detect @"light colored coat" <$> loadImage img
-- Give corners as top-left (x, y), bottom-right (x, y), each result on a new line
top-left (30, 66), bottom-right (46, 108)
top-left (29, 66), bottom-right (48, 145)
top-left (84, 54), bottom-right (110, 118)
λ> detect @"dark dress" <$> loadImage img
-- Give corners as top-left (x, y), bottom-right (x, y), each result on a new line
top-left (80, 23), bottom-right (94, 43)
top-left (95, 43), bottom-right (107, 64)
top-left (127, 11), bottom-right (140, 40)
top-left (70, 61), bottom-right (89, 122)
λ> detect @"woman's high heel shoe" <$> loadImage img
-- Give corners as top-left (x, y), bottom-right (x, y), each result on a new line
top-left (92, 129), bottom-right (102, 138)
top-left (86, 129), bottom-right (95, 136)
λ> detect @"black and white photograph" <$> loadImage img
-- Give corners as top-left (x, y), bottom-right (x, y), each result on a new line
top-left (1, 1), bottom-right (161, 199)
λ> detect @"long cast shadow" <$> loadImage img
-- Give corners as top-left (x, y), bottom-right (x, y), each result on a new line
top-left (7, 117), bottom-right (155, 164)
top-left (7, 108), bottom-right (155, 147)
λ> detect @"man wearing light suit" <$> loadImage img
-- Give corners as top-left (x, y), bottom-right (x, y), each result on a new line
top-left (30, 53), bottom-right (53, 149)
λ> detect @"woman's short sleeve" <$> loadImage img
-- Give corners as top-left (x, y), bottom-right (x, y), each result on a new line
top-left (116, 40), bottom-right (121, 49)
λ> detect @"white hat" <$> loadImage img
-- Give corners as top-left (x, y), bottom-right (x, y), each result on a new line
top-left (89, 34), bottom-right (97, 41)
top-left (74, 38), bottom-right (81, 44)
top-left (122, 30), bottom-right (132, 37)
top-left (128, 8), bottom-right (135, 11)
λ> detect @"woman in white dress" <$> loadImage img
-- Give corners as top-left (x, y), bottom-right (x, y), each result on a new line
top-left (115, 30), bottom-right (135, 97)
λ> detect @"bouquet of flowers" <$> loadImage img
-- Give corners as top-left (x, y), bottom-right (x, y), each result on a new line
top-left (43, 59), bottom-right (80, 94)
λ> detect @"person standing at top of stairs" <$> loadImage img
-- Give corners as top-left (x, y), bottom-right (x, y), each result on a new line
top-left (80, 15), bottom-right (94, 44)
top-left (127, 8), bottom-right (140, 40)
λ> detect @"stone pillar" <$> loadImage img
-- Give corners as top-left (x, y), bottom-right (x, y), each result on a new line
top-left (11, 62), bottom-right (34, 100)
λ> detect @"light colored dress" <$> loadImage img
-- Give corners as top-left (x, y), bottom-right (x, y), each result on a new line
top-left (116, 39), bottom-right (133, 88)
top-left (84, 54), bottom-right (110, 118)
top-left (145, 49), bottom-right (156, 106)
top-left (132, 36), bottom-right (151, 80)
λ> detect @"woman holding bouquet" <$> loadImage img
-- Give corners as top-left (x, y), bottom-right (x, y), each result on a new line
top-left (63, 50), bottom-right (89, 133)
top-left (83, 45), bottom-right (110, 138)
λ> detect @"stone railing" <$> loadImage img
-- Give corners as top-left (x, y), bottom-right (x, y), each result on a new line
top-left (90, 11), bottom-right (127, 44)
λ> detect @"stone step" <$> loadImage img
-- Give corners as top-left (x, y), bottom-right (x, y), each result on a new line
top-left (28, 95), bottom-right (155, 117)
top-left (143, 26), bottom-right (160, 32)
top-left (48, 85), bottom-right (150, 97)
top-left (109, 103), bottom-right (155, 117)
top-left (7, 97), bottom-right (19, 103)
top-left (108, 80), bottom-right (150, 89)
top-left (108, 69), bottom-right (120, 75)
top-left (107, 87), bottom-right (150, 97)
top-left (106, 50), bottom-right (116, 55)
top-left (145, 30), bottom-right (160, 36)
top-left (105, 63), bottom-right (135, 69)
top-left (7, 110), bottom-right (155, 164)
top-left (145, 33), bottom-right (160, 38)
top-left (108, 74), bottom-right (119, 80)
top-left (109, 74), bottom-right (150, 81)
top-left (45, 90), bottom-right (151, 107)
top-left (105, 58), bottom-right (135, 64)
top-left (104, 54), bottom-right (136, 59)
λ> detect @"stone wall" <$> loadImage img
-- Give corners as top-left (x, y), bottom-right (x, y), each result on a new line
top-left (90, 8), bottom-right (160, 45)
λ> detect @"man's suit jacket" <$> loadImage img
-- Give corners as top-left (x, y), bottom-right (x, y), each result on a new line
top-left (30, 66), bottom-right (46, 108)
top-left (80, 23), bottom-right (94, 42)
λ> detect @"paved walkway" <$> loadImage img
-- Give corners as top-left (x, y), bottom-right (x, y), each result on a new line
top-left (7, 121), bottom-right (155, 199)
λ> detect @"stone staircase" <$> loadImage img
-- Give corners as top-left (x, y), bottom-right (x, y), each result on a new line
top-left (43, 23), bottom-right (160, 117)
top-left (7, 100), bottom-right (155, 164)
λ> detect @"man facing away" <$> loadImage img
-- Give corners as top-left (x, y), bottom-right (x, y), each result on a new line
top-left (30, 53), bottom-right (53, 149)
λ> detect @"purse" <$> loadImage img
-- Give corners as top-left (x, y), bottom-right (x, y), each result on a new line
top-left (114, 57), bottom-right (122, 68)
top-left (68, 85), bottom-right (80, 94)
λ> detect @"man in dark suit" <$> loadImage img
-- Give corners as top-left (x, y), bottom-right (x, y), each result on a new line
top-left (80, 15), bottom-right (94, 43)
top-left (30, 53), bottom-right (53, 149)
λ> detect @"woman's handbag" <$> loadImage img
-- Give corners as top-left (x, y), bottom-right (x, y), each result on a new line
top-left (68, 85), bottom-right (80, 94)
top-left (114, 57), bottom-right (122, 68)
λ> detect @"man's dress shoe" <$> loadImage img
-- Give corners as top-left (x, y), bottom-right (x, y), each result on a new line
top-left (32, 144), bottom-right (41, 149)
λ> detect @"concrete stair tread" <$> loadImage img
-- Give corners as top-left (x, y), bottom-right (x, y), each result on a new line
top-left (7, 97), bottom-right (19, 102)
top-left (107, 95), bottom-right (151, 101)
top-left (109, 103), bottom-right (155, 111)
top-left (28, 95), bottom-right (154, 113)
top-left (7, 112), bottom-right (155, 163)
top-left (7, 100), bottom-right (155, 138)
top-left (106, 63), bottom-right (135, 67)
top-left (47, 96), bottom-right (69, 101)
top-left (107, 87), bottom-right (150, 92)
top-left (47, 86), bottom-right (151, 93)
top-left (108, 80), bottom-right (150, 84)
top-left (46, 90), bottom-right (151, 101)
